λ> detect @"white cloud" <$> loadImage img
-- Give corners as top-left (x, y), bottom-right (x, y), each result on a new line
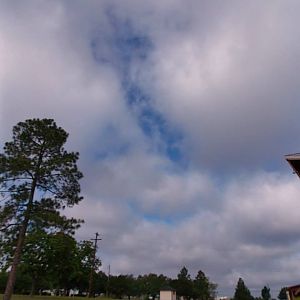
top-left (0, 1), bottom-right (137, 153)
top-left (70, 168), bottom-right (300, 294)
top-left (224, 174), bottom-right (300, 244)
top-left (2, 0), bottom-right (300, 296)
top-left (121, 0), bottom-right (300, 170)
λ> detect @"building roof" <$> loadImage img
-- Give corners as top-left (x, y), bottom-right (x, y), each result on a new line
top-left (287, 284), bottom-right (300, 297)
top-left (285, 153), bottom-right (300, 178)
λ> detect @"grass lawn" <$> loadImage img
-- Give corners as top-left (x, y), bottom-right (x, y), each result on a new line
top-left (1, 296), bottom-right (113, 300)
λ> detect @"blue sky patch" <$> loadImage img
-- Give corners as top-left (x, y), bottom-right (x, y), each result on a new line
top-left (90, 13), bottom-right (184, 165)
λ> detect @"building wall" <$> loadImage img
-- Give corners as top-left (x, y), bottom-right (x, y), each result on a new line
top-left (160, 290), bottom-right (176, 300)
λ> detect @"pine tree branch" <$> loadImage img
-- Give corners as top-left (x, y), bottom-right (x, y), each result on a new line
top-left (0, 223), bottom-right (20, 232)
top-left (35, 184), bottom-right (58, 196)
top-left (1, 178), bottom-right (32, 181)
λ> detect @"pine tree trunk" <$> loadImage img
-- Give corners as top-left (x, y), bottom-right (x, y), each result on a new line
top-left (30, 276), bottom-right (37, 297)
top-left (3, 173), bottom-right (38, 300)
top-left (3, 220), bottom-right (29, 300)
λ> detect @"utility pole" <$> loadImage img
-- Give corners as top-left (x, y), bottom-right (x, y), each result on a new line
top-left (106, 264), bottom-right (110, 297)
top-left (87, 232), bottom-right (101, 298)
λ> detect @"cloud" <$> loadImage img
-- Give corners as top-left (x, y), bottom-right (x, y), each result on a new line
top-left (113, 0), bottom-right (300, 171)
top-left (223, 174), bottom-right (300, 244)
top-left (2, 0), bottom-right (300, 296)
top-left (68, 170), bottom-right (300, 295)
top-left (0, 1), bottom-right (137, 153)
top-left (83, 149), bottom-right (217, 217)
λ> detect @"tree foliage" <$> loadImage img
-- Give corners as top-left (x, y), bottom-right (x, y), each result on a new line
top-left (0, 262), bottom-right (220, 299)
top-left (261, 286), bottom-right (271, 300)
top-left (233, 278), bottom-right (253, 300)
top-left (0, 118), bottom-right (83, 300)
top-left (20, 229), bottom-right (52, 295)
top-left (174, 266), bottom-right (193, 300)
top-left (95, 267), bottom-right (217, 300)
top-left (278, 287), bottom-right (287, 300)
top-left (193, 270), bottom-right (217, 300)
top-left (109, 275), bottom-right (136, 299)
top-left (2, 232), bottom-right (100, 296)
top-left (137, 273), bottom-right (169, 300)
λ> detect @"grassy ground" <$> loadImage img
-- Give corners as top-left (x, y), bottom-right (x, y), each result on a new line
top-left (1, 296), bottom-right (112, 300)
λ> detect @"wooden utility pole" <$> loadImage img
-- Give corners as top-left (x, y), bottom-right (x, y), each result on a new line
top-left (87, 232), bottom-right (101, 298)
top-left (106, 264), bottom-right (110, 297)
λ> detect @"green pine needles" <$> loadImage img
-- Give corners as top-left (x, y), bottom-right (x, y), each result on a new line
top-left (0, 118), bottom-right (83, 300)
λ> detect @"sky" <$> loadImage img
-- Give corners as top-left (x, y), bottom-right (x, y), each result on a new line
top-left (1, 0), bottom-right (300, 297)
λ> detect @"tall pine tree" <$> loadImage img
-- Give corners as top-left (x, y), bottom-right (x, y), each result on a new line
top-left (193, 270), bottom-right (217, 300)
top-left (0, 118), bottom-right (83, 300)
top-left (261, 286), bottom-right (271, 300)
top-left (175, 267), bottom-right (193, 300)
top-left (233, 278), bottom-right (253, 300)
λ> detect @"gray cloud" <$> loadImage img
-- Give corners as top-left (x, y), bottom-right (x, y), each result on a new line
top-left (2, 0), bottom-right (300, 297)
top-left (114, 0), bottom-right (300, 171)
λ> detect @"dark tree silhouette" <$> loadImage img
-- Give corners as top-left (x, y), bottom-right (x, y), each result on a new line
top-left (233, 278), bottom-right (253, 300)
top-left (0, 119), bottom-right (83, 300)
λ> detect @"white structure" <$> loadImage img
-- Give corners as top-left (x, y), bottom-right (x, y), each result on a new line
top-left (160, 287), bottom-right (176, 300)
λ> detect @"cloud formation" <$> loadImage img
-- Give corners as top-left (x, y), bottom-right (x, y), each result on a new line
top-left (1, 0), bottom-right (300, 296)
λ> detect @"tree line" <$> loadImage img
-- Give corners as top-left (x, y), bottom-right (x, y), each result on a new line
top-left (233, 278), bottom-right (288, 300)
top-left (0, 263), bottom-right (216, 300)
top-left (0, 262), bottom-right (289, 300)
top-left (0, 231), bottom-right (100, 296)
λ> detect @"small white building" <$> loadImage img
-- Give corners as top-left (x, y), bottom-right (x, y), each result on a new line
top-left (160, 287), bottom-right (176, 300)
